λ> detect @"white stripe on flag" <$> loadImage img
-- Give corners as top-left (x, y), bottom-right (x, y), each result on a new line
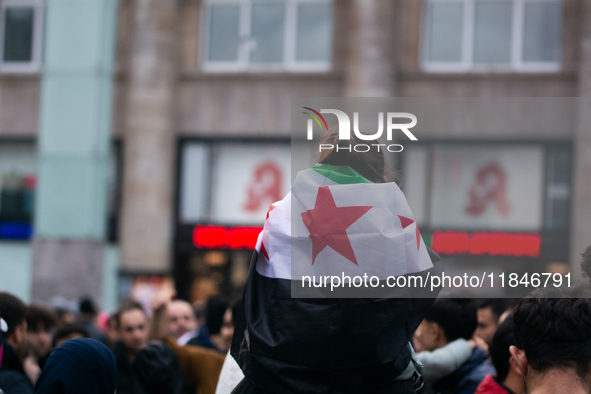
top-left (256, 168), bottom-right (433, 280)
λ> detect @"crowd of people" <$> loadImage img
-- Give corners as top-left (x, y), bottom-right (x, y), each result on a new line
top-left (1, 140), bottom-right (591, 393)
top-left (0, 292), bottom-right (236, 394)
top-left (0, 285), bottom-right (590, 394)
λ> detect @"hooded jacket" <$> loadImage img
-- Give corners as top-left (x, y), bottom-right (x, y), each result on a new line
top-left (34, 338), bottom-right (116, 394)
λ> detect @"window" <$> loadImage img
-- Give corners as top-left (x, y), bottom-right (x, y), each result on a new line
top-left (0, 142), bottom-right (121, 241)
top-left (0, 142), bottom-right (36, 239)
top-left (201, 0), bottom-right (333, 72)
top-left (423, 0), bottom-right (562, 72)
top-left (403, 143), bottom-right (571, 232)
top-left (179, 141), bottom-right (292, 224)
top-left (0, 0), bottom-right (43, 72)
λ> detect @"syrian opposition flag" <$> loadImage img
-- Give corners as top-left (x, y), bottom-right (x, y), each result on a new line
top-left (232, 165), bottom-right (442, 394)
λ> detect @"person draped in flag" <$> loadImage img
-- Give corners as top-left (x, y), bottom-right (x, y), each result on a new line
top-left (231, 131), bottom-right (442, 394)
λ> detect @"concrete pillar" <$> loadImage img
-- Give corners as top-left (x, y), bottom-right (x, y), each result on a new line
top-left (119, 0), bottom-right (178, 272)
top-left (344, 0), bottom-right (397, 97)
top-left (32, 0), bottom-right (118, 303)
top-left (570, 0), bottom-right (591, 280)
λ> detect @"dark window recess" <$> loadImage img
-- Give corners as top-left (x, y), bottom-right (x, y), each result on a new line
top-left (0, 174), bottom-right (34, 220)
top-left (4, 7), bottom-right (34, 62)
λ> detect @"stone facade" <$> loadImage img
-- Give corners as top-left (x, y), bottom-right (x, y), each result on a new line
top-left (1, 0), bottom-right (589, 298)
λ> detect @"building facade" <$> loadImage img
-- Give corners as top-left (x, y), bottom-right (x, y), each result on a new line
top-left (0, 0), bottom-right (589, 308)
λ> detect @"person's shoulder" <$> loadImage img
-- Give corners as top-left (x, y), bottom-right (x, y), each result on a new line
top-left (462, 359), bottom-right (496, 391)
top-left (474, 374), bottom-right (509, 394)
top-left (0, 369), bottom-right (33, 394)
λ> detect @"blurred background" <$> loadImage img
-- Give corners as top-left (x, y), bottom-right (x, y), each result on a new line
top-left (0, 0), bottom-right (589, 311)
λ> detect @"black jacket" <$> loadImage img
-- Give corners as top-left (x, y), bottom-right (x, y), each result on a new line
top-left (0, 339), bottom-right (33, 394)
top-left (113, 341), bottom-right (148, 394)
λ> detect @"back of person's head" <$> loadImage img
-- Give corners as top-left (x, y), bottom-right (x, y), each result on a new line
top-left (205, 297), bottom-right (228, 335)
top-left (79, 297), bottom-right (98, 317)
top-left (425, 298), bottom-right (477, 342)
top-left (0, 292), bottom-right (27, 339)
top-left (317, 130), bottom-right (387, 183)
top-left (34, 338), bottom-right (116, 394)
top-left (513, 287), bottom-right (591, 381)
top-left (134, 341), bottom-right (184, 394)
top-left (26, 305), bottom-right (57, 332)
top-left (53, 324), bottom-right (89, 348)
top-left (490, 314), bottom-right (514, 382)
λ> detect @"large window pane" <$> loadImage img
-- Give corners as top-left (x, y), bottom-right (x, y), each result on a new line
top-left (473, 1), bottom-right (512, 64)
top-left (523, 2), bottom-right (561, 62)
top-left (3, 7), bottom-right (34, 62)
top-left (250, 2), bottom-right (285, 63)
top-left (296, 2), bottom-right (332, 62)
top-left (426, 2), bottom-right (463, 62)
top-left (208, 4), bottom-right (240, 62)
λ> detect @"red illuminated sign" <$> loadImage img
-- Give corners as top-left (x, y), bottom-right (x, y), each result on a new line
top-left (431, 231), bottom-right (541, 257)
top-left (193, 225), bottom-right (263, 249)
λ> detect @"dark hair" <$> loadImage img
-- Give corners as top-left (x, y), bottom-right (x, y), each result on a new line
top-left (134, 342), bottom-right (184, 394)
top-left (108, 312), bottom-right (119, 330)
top-left (478, 299), bottom-right (510, 322)
top-left (27, 305), bottom-right (57, 331)
top-left (53, 324), bottom-right (89, 347)
top-left (116, 301), bottom-right (146, 326)
top-left (425, 298), bottom-right (477, 342)
top-left (205, 297), bottom-right (229, 335)
top-left (0, 292), bottom-right (27, 337)
top-left (490, 314), bottom-right (514, 382)
top-left (317, 130), bottom-right (387, 184)
top-left (513, 287), bottom-right (591, 381)
top-left (79, 297), bottom-right (98, 315)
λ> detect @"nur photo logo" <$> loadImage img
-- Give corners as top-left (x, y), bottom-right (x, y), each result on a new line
top-left (302, 107), bottom-right (418, 152)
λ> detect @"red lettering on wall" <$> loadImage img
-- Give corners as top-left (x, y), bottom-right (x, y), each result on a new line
top-left (464, 162), bottom-right (511, 217)
top-left (431, 231), bottom-right (541, 257)
top-left (193, 225), bottom-right (263, 249)
top-left (243, 161), bottom-right (283, 213)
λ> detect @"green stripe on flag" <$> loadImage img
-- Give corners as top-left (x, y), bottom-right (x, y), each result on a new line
top-left (312, 165), bottom-right (373, 184)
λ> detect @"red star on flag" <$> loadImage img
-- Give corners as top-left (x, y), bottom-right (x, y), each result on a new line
top-left (301, 186), bottom-right (372, 265)
top-left (398, 215), bottom-right (421, 251)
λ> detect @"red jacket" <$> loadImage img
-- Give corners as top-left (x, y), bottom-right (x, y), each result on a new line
top-left (475, 374), bottom-right (513, 394)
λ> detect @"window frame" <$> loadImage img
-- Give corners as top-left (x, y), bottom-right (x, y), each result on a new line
top-left (200, 0), bottom-right (333, 73)
top-left (0, 0), bottom-right (44, 73)
top-left (421, 0), bottom-right (562, 73)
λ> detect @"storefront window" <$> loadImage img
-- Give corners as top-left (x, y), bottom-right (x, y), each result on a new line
top-left (0, 142), bottom-right (36, 239)
top-left (403, 143), bottom-right (571, 232)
